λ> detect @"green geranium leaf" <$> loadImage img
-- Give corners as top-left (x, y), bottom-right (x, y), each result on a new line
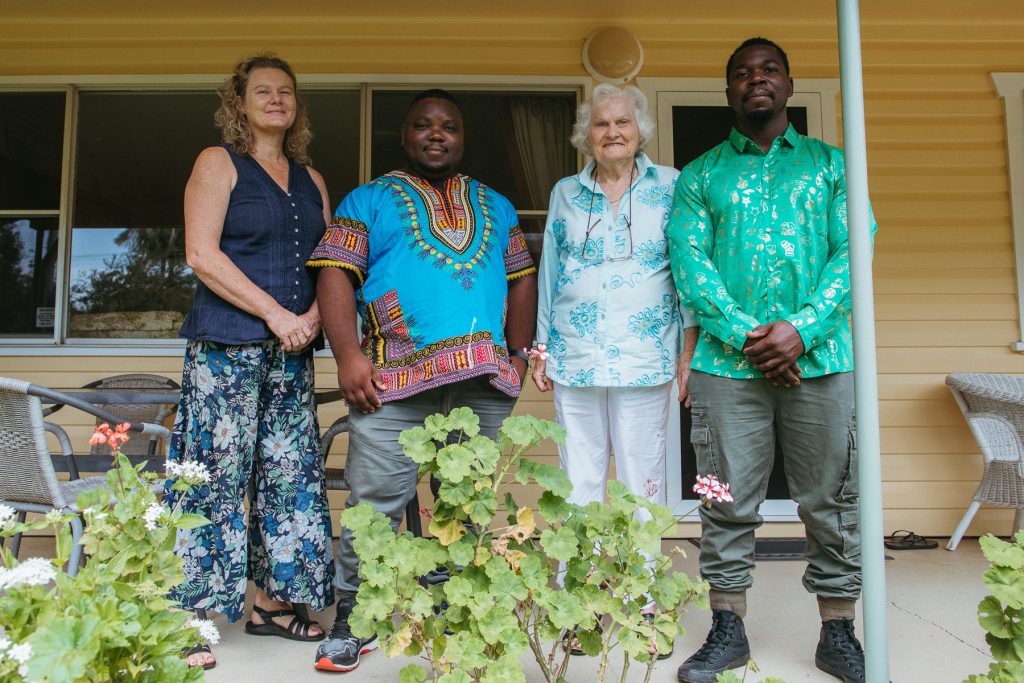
top-left (465, 488), bottom-right (498, 525)
top-left (538, 491), bottom-right (569, 522)
top-left (530, 462), bottom-right (572, 498)
top-left (400, 664), bottom-right (429, 683)
top-left (478, 605), bottom-right (519, 644)
top-left (448, 540), bottom-right (476, 567)
top-left (982, 534), bottom-right (1024, 570)
top-left (979, 596), bottom-right (1012, 638)
top-left (988, 632), bottom-right (1017, 662)
top-left (356, 584), bottom-right (398, 621)
top-left (500, 416), bottom-right (543, 449)
top-left (444, 575), bottom-right (477, 607)
top-left (985, 566), bottom-right (1024, 610)
top-left (439, 672), bottom-right (473, 683)
top-left (447, 406), bottom-right (481, 437)
top-left (26, 614), bottom-right (102, 683)
top-left (542, 589), bottom-right (587, 630)
top-left (437, 444), bottom-right (475, 483)
top-left (439, 479), bottom-right (476, 506)
top-left (400, 426), bottom-right (439, 464)
top-left (540, 526), bottom-right (579, 562)
top-left (481, 653), bottom-right (526, 683)
top-left (466, 434), bottom-right (501, 474)
top-left (575, 626), bottom-right (603, 656)
top-left (341, 503), bottom-right (378, 533)
top-left (423, 414), bottom-right (451, 441)
top-left (444, 631), bottom-right (489, 670)
top-left (518, 554), bottom-right (549, 590)
top-left (176, 513), bottom-right (210, 529)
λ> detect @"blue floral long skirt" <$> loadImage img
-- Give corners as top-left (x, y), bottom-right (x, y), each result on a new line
top-left (166, 340), bottom-right (335, 622)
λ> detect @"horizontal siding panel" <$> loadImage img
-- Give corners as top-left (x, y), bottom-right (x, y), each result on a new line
top-left (877, 347), bottom-right (1024, 374)
top-left (873, 268), bottom-right (1014, 295)
top-left (875, 294), bottom-right (1016, 320)
top-left (876, 321), bottom-right (1020, 347)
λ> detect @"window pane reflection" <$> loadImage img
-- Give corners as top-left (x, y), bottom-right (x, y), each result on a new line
top-left (0, 217), bottom-right (58, 336)
top-left (0, 92), bottom-right (65, 211)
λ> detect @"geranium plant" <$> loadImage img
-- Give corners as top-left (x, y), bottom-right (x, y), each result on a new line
top-left (965, 532), bottom-right (1024, 683)
top-left (341, 407), bottom-right (710, 683)
top-left (0, 423), bottom-right (213, 683)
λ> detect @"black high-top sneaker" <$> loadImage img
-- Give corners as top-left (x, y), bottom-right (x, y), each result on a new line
top-left (676, 610), bottom-right (751, 683)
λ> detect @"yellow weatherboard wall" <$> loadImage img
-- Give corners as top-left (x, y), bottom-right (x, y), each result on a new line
top-left (2, 0), bottom-right (1024, 538)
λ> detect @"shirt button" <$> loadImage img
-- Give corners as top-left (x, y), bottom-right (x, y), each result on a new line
top-left (295, 267), bottom-right (300, 272)
top-left (295, 253), bottom-right (300, 257)
top-left (294, 241), bottom-right (299, 246)
top-left (294, 215), bottom-right (299, 220)
top-left (294, 229), bottom-right (299, 233)
top-left (291, 202), bottom-right (296, 207)
top-left (294, 280), bottom-right (299, 285)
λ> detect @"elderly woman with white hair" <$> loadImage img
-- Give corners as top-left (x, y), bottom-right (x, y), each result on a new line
top-left (533, 84), bottom-right (699, 649)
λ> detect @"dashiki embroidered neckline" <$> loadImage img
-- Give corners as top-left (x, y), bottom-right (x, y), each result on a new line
top-left (392, 170), bottom-right (474, 254)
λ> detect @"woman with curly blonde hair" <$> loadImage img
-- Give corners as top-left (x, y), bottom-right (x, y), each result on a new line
top-left (167, 53), bottom-right (335, 670)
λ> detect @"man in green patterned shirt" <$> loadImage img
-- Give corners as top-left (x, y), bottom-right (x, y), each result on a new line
top-left (668, 38), bottom-right (877, 683)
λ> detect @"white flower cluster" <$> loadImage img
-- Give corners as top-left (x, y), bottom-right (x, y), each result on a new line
top-left (0, 637), bottom-right (32, 678)
top-left (0, 558), bottom-right (57, 592)
top-left (188, 618), bottom-right (221, 645)
top-left (143, 503), bottom-right (165, 531)
top-left (0, 504), bottom-right (15, 532)
top-left (165, 460), bottom-right (211, 486)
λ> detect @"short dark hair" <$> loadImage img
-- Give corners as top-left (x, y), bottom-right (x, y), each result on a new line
top-left (408, 88), bottom-right (461, 114)
top-left (726, 37), bottom-right (790, 80)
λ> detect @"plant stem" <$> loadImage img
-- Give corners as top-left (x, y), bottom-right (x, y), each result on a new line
top-left (619, 649), bottom-right (630, 683)
top-left (517, 606), bottom-right (554, 682)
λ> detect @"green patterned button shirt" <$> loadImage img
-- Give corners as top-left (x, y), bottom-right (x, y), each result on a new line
top-left (666, 124), bottom-right (877, 379)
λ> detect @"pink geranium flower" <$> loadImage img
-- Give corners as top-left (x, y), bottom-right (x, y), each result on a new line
top-left (693, 474), bottom-right (734, 506)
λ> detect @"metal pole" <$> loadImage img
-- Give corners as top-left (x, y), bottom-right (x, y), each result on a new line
top-left (836, 1), bottom-right (890, 681)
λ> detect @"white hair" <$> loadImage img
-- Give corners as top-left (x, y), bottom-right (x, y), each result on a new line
top-left (569, 83), bottom-right (656, 157)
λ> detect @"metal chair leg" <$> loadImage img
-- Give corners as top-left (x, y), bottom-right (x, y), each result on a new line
top-left (9, 510), bottom-right (27, 558)
top-left (947, 500), bottom-right (981, 550)
top-left (67, 515), bottom-right (84, 576)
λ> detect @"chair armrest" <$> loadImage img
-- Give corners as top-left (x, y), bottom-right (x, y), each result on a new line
top-left (44, 421), bottom-right (81, 480)
top-left (28, 383), bottom-right (164, 437)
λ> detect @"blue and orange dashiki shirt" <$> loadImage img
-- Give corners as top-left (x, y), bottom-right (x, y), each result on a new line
top-left (307, 170), bottom-right (536, 402)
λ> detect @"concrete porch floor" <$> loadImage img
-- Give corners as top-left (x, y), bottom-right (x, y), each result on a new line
top-left (15, 535), bottom-right (996, 681)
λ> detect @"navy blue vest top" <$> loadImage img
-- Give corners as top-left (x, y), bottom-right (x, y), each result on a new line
top-left (179, 144), bottom-right (325, 344)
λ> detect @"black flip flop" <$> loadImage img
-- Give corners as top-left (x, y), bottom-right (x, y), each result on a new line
top-left (183, 642), bottom-right (216, 670)
top-left (884, 530), bottom-right (937, 550)
top-left (245, 603), bottom-right (326, 641)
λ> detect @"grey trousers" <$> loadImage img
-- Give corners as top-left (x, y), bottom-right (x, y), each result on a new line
top-left (688, 370), bottom-right (860, 601)
top-left (333, 376), bottom-right (516, 596)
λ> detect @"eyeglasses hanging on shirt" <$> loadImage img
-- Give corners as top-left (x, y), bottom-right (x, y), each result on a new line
top-left (580, 163), bottom-right (635, 263)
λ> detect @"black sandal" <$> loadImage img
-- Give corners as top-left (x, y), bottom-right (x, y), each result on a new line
top-left (183, 642), bottom-right (216, 670)
top-left (244, 603), bottom-right (326, 642)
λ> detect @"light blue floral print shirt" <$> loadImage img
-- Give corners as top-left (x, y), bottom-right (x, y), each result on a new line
top-left (536, 153), bottom-right (696, 388)
top-left (666, 125), bottom-right (877, 379)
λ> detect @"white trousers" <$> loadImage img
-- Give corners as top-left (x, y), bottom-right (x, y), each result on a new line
top-left (553, 383), bottom-right (672, 519)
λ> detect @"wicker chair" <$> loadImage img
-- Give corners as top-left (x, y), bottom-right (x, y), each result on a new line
top-left (0, 376), bottom-right (170, 574)
top-left (46, 373), bottom-right (179, 474)
top-left (320, 415), bottom-right (422, 537)
top-left (945, 373), bottom-right (1024, 550)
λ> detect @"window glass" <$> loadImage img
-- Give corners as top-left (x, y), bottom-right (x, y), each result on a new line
top-left (69, 91), bottom-right (219, 339)
top-left (370, 90), bottom-right (576, 261)
top-left (671, 105), bottom-right (808, 169)
top-left (304, 90), bottom-right (361, 212)
top-left (68, 89), bottom-right (361, 339)
top-left (0, 92), bottom-right (65, 210)
top-left (0, 217), bottom-right (58, 336)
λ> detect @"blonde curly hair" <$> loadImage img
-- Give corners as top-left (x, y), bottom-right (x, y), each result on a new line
top-left (215, 53), bottom-right (312, 165)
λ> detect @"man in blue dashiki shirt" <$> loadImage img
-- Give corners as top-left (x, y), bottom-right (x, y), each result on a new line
top-left (307, 89), bottom-right (537, 673)
top-left (668, 39), bottom-right (877, 683)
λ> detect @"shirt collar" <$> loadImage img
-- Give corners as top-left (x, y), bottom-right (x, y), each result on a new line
top-left (576, 152), bottom-right (656, 194)
top-left (728, 123), bottom-right (801, 153)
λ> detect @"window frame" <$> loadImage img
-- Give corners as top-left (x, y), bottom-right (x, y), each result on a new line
top-left (0, 73), bottom-right (590, 355)
top-left (992, 73), bottom-right (1024, 352)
